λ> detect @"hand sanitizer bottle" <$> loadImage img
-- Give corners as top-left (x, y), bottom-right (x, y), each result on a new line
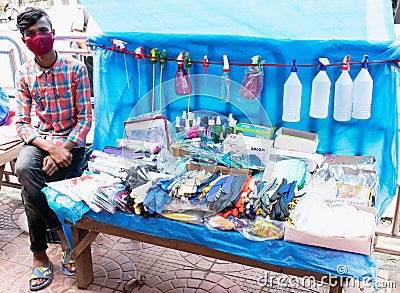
top-left (220, 54), bottom-right (231, 102)
top-left (175, 52), bottom-right (192, 95)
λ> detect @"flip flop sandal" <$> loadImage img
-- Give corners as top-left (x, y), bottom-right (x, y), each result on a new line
top-left (29, 262), bottom-right (53, 291)
top-left (62, 249), bottom-right (76, 276)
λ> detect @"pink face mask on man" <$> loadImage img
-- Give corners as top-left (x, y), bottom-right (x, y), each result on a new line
top-left (23, 32), bottom-right (54, 56)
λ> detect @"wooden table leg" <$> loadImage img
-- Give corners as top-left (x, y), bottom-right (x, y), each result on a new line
top-left (329, 284), bottom-right (343, 293)
top-left (71, 225), bottom-right (95, 289)
top-left (0, 164), bottom-right (5, 191)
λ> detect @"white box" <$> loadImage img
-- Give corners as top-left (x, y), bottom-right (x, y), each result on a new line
top-left (327, 154), bottom-right (376, 171)
top-left (284, 206), bottom-right (377, 255)
top-left (274, 127), bottom-right (319, 154)
top-left (223, 133), bottom-right (273, 161)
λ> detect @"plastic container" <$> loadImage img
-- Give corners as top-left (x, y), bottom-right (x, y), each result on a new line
top-left (174, 53), bottom-right (192, 95)
top-left (214, 116), bottom-right (223, 143)
top-left (282, 60), bottom-right (302, 122)
top-left (208, 117), bottom-right (216, 141)
top-left (225, 119), bottom-right (236, 136)
top-left (220, 54), bottom-right (231, 101)
top-left (333, 56), bottom-right (353, 122)
top-left (352, 56), bottom-right (373, 120)
top-left (240, 55), bottom-right (264, 100)
top-left (309, 59), bottom-right (331, 119)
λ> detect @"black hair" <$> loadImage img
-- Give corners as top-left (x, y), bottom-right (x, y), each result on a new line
top-left (17, 7), bottom-right (52, 35)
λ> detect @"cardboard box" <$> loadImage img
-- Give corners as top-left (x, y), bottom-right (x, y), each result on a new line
top-left (327, 154), bottom-right (376, 171)
top-left (269, 148), bottom-right (324, 172)
top-left (235, 122), bottom-right (275, 139)
top-left (274, 127), bottom-right (319, 154)
top-left (186, 163), bottom-right (250, 176)
top-left (223, 134), bottom-right (273, 161)
top-left (329, 167), bottom-right (378, 207)
top-left (284, 206), bottom-right (378, 255)
top-left (171, 143), bottom-right (191, 157)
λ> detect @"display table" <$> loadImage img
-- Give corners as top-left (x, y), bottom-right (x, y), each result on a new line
top-left (0, 141), bottom-right (23, 190)
top-left (66, 210), bottom-right (378, 292)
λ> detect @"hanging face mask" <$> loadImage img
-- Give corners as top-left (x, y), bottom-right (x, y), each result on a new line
top-left (23, 32), bottom-right (54, 56)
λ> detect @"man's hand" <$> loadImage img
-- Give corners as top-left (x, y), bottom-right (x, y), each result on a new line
top-left (48, 145), bottom-right (73, 168)
top-left (42, 155), bottom-right (58, 176)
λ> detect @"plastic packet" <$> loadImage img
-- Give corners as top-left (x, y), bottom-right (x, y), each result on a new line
top-left (0, 86), bottom-right (10, 126)
top-left (241, 219), bottom-right (285, 241)
top-left (239, 56), bottom-right (264, 100)
top-left (204, 214), bottom-right (236, 231)
top-left (43, 186), bottom-right (91, 224)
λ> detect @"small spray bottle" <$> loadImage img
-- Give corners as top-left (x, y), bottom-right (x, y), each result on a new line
top-left (175, 52), bottom-right (192, 95)
top-left (203, 55), bottom-right (209, 88)
top-left (134, 46), bottom-right (146, 98)
top-left (220, 54), bottom-right (231, 102)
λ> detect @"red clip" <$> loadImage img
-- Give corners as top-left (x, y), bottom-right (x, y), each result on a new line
top-left (203, 55), bottom-right (209, 73)
top-left (135, 46), bottom-right (146, 60)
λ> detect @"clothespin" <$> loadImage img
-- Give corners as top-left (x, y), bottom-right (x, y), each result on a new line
top-left (150, 48), bottom-right (159, 64)
top-left (184, 52), bottom-right (192, 69)
top-left (203, 55), bottom-right (209, 73)
top-left (159, 49), bottom-right (167, 68)
top-left (257, 55), bottom-right (262, 71)
top-left (134, 46), bottom-right (146, 60)
top-left (111, 39), bottom-right (127, 52)
top-left (250, 55), bottom-right (262, 71)
top-left (342, 55), bottom-right (350, 71)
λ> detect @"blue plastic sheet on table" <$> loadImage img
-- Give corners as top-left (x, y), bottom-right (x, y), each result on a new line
top-left (45, 186), bottom-right (378, 284)
top-left (86, 209), bottom-right (378, 282)
top-left (43, 186), bottom-right (91, 224)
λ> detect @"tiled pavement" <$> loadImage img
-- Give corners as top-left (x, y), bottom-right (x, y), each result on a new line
top-left (0, 185), bottom-right (399, 293)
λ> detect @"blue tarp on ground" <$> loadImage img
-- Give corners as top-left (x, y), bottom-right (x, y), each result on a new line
top-left (77, 0), bottom-right (398, 280)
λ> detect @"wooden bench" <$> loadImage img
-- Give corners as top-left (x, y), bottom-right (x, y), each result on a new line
top-left (67, 211), bottom-right (379, 293)
top-left (0, 141), bottom-right (23, 190)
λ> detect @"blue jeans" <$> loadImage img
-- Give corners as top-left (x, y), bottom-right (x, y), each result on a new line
top-left (15, 144), bottom-right (85, 253)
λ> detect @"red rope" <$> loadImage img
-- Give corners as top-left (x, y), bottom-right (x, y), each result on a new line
top-left (93, 44), bottom-right (400, 68)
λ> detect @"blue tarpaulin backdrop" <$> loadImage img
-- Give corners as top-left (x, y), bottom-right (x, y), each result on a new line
top-left (77, 0), bottom-right (400, 280)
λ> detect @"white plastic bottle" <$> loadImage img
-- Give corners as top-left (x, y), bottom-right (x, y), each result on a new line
top-left (333, 56), bottom-right (353, 122)
top-left (220, 54), bottom-right (231, 102)
top-left (282, 60), bottom-right (302, 122)
top-left (309, 58), bottom-right (331, 119)
top-left (352, 56), bottom-right (373, 119)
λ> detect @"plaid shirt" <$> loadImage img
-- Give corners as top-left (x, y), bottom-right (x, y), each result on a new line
top-left (15, 53), bottom-right (92, 148)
